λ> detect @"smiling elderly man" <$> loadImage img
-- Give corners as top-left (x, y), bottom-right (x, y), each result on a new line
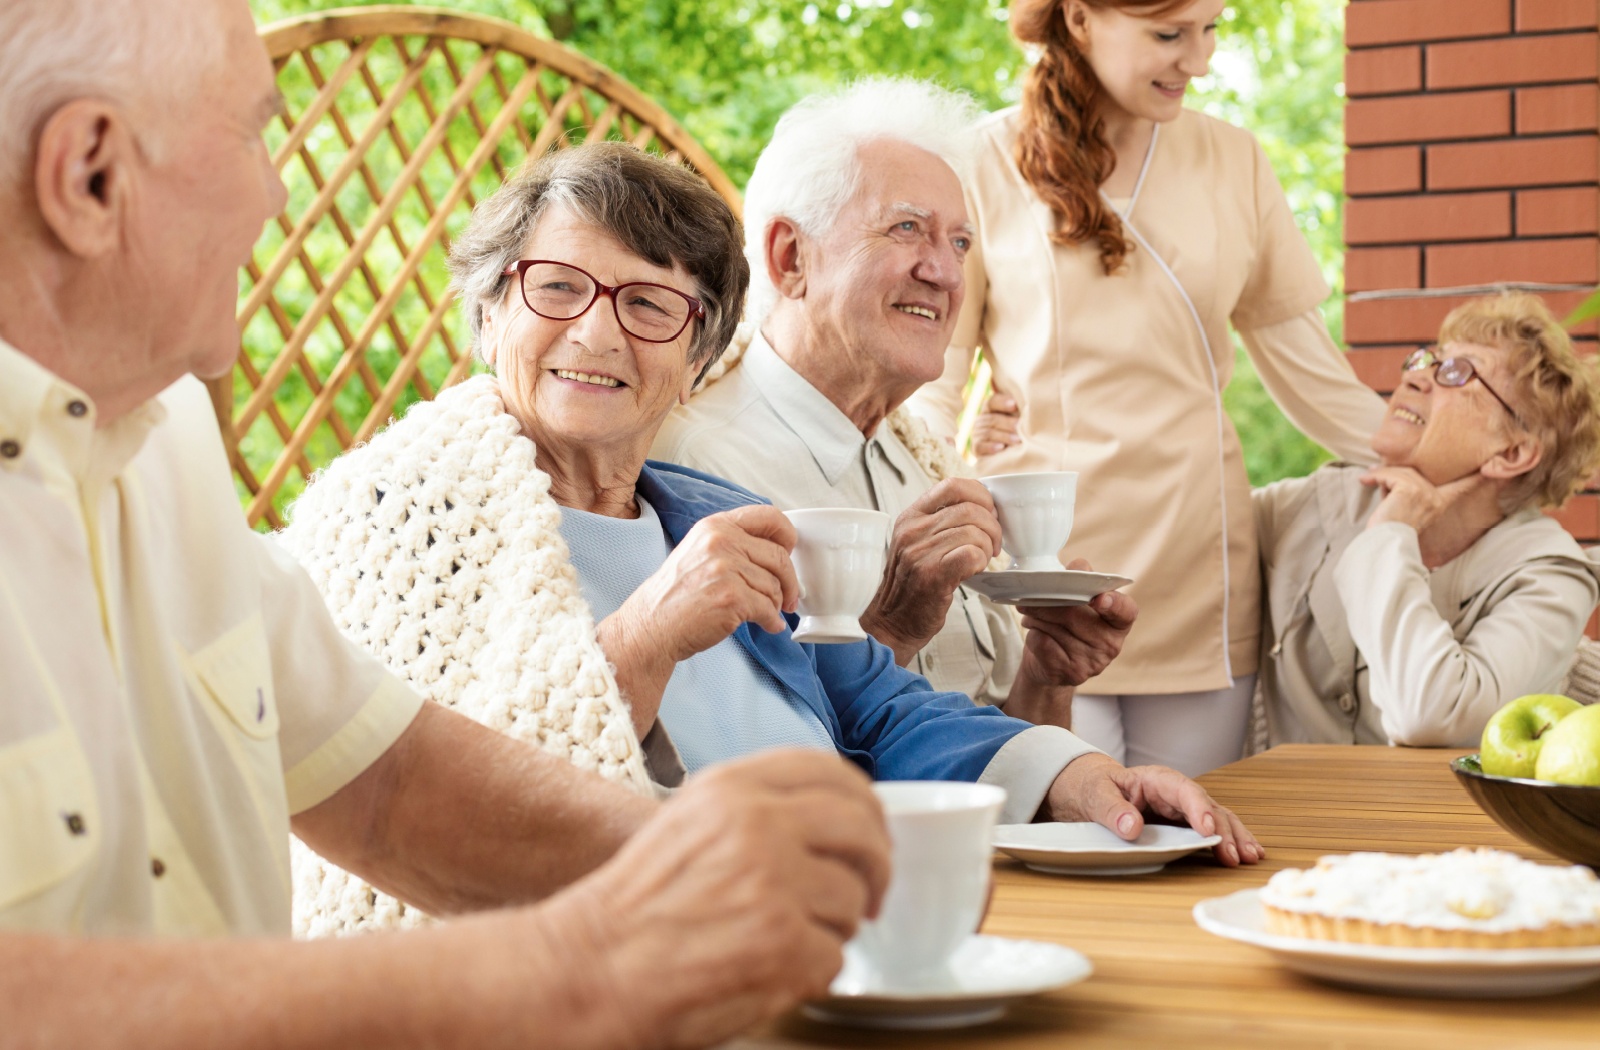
top-left (0, 1), bottom-right (894, 1046)
top-left (652, 80), bottom-right (1137, 729)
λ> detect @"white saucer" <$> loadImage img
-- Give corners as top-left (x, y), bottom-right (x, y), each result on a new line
top-left (993, 822), bottom-right (1221, 875)
top-left (801, 935), bottom-right (1091, 1030)
top-left (1194, 889), bottom-right (1600, 998)
top-left (964, 569), bottom-right (1133, 607)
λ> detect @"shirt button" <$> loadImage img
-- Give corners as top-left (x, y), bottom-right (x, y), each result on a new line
top-left (0, 439), bottom-right (18, 459)
top-left (64, 813), bottom-right (87, 836)
top-left (151, 858), bottom-right (167, 878)
top-left (1337, 692), bottom-right (1356, 714)
top-left (66, 400), bottom-right (88, 418)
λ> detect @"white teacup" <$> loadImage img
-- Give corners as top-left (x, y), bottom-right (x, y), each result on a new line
top-left (846, 781), bottom-right (1007, 990)
top-left (784, 508), bottom-right (890, 644)
top-left (979, 471), bottom-right (1078, 572)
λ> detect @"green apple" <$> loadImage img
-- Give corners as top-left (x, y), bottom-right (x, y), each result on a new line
top-left (1481, 694), bottom-right (1583, 778)
top-left (1533, 703), bottom-right (1600, 786)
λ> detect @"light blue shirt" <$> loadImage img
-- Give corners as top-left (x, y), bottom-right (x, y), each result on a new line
top-left (558, 495), bottom-right (834, 773)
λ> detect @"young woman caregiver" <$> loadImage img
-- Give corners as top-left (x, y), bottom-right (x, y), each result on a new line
top-left (909, 0), bottom-right (1386, 775)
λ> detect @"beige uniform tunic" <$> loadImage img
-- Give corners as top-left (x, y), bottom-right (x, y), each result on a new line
top-left (910, 107), bottom-right (1385, 695)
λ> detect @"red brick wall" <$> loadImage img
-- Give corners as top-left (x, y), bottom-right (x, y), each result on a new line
top-left (1343, 0), bottom-right (1600, 557)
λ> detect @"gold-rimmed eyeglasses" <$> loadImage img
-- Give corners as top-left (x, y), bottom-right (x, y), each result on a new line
top-left (1402, 347), bottom-right (1524, 429)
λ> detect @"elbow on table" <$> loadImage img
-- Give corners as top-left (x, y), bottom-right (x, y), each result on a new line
top-left (1379, 703), bottom-right (1482, 749)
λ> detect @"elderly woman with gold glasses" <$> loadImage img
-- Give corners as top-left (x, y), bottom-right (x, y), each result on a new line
top-left (1255, 293), bottom-right (1600, 749)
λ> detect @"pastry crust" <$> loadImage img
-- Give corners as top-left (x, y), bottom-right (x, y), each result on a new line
top-left (1262, 904), bottom-right (1600, 949)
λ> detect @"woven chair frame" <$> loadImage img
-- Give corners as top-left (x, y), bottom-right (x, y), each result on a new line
top-left (221, 6), bottom-right (741, 528)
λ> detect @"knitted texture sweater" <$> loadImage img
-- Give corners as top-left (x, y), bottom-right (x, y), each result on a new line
top-left (277, 375), bottom-right (650, 937)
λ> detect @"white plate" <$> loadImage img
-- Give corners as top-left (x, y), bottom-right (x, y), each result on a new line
top-left (992, 822), bottom-right (1221, 875)
top-left (964, 569), bottom-right (1133, 607)
top-left (801, 934), bottom-right (1091, 1030)
top-left (1194, 889), bottom-right (1600, 998)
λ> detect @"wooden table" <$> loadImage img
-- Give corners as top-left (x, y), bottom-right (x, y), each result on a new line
top-left (747, 745), bottom-right (1600, 1049)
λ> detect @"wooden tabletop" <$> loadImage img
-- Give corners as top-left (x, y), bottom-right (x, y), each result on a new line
top-left (746, 745), bottom-right (1600, 1050)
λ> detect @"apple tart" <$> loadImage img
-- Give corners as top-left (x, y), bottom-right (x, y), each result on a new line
top-left (1260, 849), bottom-right (1600, 949)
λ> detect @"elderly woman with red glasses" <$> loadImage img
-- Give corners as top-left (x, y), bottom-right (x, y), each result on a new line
top-left (1254, 293), bottom-right (1600, 750)
top-left (279, 142), bottom-right (1261, 933)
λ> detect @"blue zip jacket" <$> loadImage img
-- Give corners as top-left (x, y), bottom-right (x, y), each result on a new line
top-left (636, 460), bottom-right (1032, 783)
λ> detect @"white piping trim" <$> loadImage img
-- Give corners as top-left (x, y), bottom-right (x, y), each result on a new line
top-left (1114, 211), bottom-right (1236, 682)
top-left (1113, 123), bottom-right (1159, 220)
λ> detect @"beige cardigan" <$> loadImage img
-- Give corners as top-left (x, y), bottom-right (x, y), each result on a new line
top-left (909, 107), bottom-right (1385, 695)
top-left (1255, 463), bottom-right (1600, 747)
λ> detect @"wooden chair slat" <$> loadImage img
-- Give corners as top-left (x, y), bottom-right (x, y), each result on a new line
top-left (269, 39), bottom-right (376, 171)
top-left (245, 61), bottom-right (540, 524)
top-left (224, 6), bottom-right (741, 526)
top-left (240, 38), bottom-right (440, 336)
top-left (238, 42), bottom-right (494, 438)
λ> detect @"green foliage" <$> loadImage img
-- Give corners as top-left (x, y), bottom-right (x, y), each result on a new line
top-left (247, 0), bottom-right (1348, 488)
top-left (1566, 287), bottom-right (1600, 328)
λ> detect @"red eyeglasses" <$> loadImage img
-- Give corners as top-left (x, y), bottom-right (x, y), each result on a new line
top-left (1403, 347), bottom-right (1524, 429)
top-left (500, 260), bottom-right (705, 343)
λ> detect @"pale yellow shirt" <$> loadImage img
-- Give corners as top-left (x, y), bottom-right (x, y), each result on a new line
top-left (652, 333), bottom-right (1022, 705)
top-left (0, 339), bottom-right (423, 938)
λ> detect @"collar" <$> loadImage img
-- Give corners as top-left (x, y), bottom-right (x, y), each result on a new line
top-left (0, 336), bottom-right (58, 468)
top-left (0, 335), bottom-right (166, 482)
top-left (743, 331), bottom-right (906, 487)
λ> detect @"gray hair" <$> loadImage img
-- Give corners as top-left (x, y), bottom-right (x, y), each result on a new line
top-left (448, 142), bottom-right (748, 372)
top-left (0, 0), bottom-right (226, 193)
top-left (742, 78), bottom-right (983, 323)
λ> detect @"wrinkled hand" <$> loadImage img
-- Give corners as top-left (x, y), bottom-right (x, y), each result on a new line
top-left (1361, 465), bottom-right (1489, 532)
top-left (1018, 558), bottom-right (1137, 687)
top-left (1003, 560), bottom-right (1137, 728)
top-left (605, 504), bottom-right (798, 659)
top-left (549, 751), bottom-right (891, 1049)
top-left (860, 478), bottom-right (1002, 664)
top-left (598, 505), bottom-right (799, 734)
top-left (972, 392), bottom-right (1022, 457)
top-left (1044, 753), bottom-right (1263, 867)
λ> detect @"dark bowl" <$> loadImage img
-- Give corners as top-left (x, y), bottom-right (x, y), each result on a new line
top-left (1451, 754), bottom-right (1600, 868)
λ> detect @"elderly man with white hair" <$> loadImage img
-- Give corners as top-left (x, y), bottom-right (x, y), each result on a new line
top-left (0, 1), bottom-right (897, 1045)
top-left (653, 79), bottom-right (1137, 728)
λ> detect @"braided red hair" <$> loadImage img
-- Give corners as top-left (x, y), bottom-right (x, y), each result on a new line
top-left (1011, 0), bottom-right (1192, 275)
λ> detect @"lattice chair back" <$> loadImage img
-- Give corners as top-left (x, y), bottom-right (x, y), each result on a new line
top-left (224, 6), bottom-right (741, 528)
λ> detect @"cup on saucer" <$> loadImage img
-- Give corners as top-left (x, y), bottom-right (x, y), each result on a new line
top-left (784, 508), bottom-right (890, 644)
top-left (978, 471), bottom-right (1077, 572)
top-left (846, 781), bottom-right (1008, 991)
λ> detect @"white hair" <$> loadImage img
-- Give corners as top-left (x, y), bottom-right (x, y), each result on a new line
top-left (0, 0), bottom-right (226, 192)
top-left (741, 77), bottom-right (983, 323)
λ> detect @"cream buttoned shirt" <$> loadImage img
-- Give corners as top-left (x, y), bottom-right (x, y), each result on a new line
top-left (0, 339), bottom-right (423, 938)
top-left (652, 333), bottom-right (1022, 706)
top-left (1256, 463), bottom-right (1600, 747)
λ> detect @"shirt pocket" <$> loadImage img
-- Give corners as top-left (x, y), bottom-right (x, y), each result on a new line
top-left (0, 726), bottom-right (97, 913)
top-left (185, 615), bottom-right (280, 740)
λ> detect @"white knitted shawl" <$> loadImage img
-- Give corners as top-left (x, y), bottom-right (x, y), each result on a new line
top-left (278, 374), bottom-right (650, 937)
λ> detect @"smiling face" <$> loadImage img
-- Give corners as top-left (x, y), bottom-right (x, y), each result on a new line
top-left (1067, 0), bottom-right (1224, 127)
top-left (797, 137), bottom-right (972, 390)
top-left (1371, 341), bottom-right (1525, 485)
top-left (481, 204), bottom-right (701, 470)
